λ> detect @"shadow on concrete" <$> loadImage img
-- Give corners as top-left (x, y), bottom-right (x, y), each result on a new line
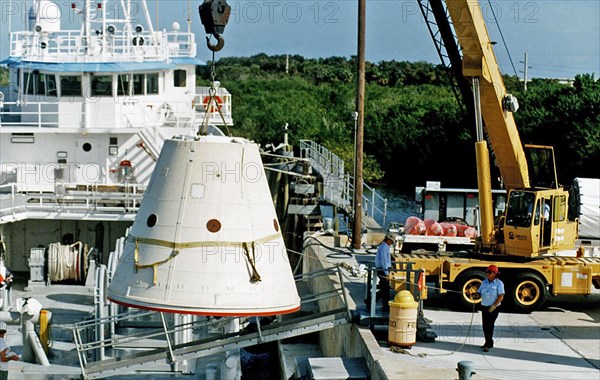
top-left (46, 293), bottom-right (94, 306)
top-left (424, 340), bottom-right (600, 370)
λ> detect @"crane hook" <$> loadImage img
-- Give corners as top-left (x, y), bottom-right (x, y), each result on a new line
top-left (199, 0), bottom-right (231, 52)
top-left (206, 33), bottom-right (225, 52)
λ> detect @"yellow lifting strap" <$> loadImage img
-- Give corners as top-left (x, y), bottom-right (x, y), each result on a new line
top-left (132, 233), bottom-right (280, 285)
top-left (39, 309), bottom-right (49, 354)
top-left (242, 241), bottom-right (262, 283)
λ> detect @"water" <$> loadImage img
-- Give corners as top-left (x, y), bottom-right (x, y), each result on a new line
top-left (319, 186), bottom-right (417, 232)
top-left (376, 187), bottom-right (418, 230)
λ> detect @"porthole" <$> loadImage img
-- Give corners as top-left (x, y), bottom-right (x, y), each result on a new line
top-left (147, 214), bottom-right (158, 228)
top-left (82, 142), bottom-right (92, 152)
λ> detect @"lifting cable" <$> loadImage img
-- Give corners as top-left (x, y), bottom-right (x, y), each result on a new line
top-left (198, 0), bottom-right (232, 136)
top-left (199, 51), bottom-right (231, 136)
top-left (485, 0), bottom-right (519, 78)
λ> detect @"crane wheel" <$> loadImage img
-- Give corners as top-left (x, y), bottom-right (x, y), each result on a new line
top-left (454, 269), bottom-right (485, 310)
top-left (511, 272), bottom-right (547, 312)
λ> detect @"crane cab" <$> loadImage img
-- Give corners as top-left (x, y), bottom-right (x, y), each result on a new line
top-left (500, 189), bottom-right (578, 257)
top-left (496, 146), bottom-right (578, 257)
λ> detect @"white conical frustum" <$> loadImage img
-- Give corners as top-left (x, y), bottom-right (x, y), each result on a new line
top-left (108, 136), bottom-right (300, 316)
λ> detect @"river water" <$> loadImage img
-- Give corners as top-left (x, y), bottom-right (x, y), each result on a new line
top-left (322, 186), bottom-right (418, 233)
top-left (375, 187), bottom-right (418, 230)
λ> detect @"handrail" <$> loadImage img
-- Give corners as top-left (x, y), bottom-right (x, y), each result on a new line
top-left (0, 182), bottom-right (144, 223)
top-left (10, 30), bottom-right (195, 62)
top-left (299, 140), bottom-right (388, 228)
top-left (72, 267), bottom-right (351, 378)
top-left (0, 100), bottom-right (198, 129)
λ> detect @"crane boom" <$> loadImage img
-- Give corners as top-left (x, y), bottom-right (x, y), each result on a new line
top-left (423, 0), bottom-right (580, 256)
top-left (445, 0), bottom-right (529, 191)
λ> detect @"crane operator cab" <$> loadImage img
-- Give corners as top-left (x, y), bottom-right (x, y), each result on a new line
top-left (499, 146), bottom-right (579, 257)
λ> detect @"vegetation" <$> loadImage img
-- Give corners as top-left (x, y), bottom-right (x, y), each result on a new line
top-left (198, 55), bottom-right (599, 191)
top-left (0, 68), bottom-right (7, 86)
top-left (2, 54), bottom-right (596, 191)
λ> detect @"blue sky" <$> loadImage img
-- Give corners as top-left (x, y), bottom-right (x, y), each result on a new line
top-left (2, 0), bottom-right (598, 79)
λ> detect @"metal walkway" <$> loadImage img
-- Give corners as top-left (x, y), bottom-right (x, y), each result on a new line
top-left (73, 267), bottom-right (353, 379)
top-left (299, 140), bottom-right (388, 228)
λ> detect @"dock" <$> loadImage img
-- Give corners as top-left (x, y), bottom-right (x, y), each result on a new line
top-left (2, 233), bottom-right (599, 379)
top-left (294, 234), bottom-right (600, 380)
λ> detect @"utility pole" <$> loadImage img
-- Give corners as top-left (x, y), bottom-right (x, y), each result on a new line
top-left (520, 52), bottom-right (532, 91)
top-left (353, 0), bottom-right (366, 250)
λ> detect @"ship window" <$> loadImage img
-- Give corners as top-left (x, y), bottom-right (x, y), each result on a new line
top-left (117, 74), bottom-right (131, 96)
top-left (132, 74), bottom-right (144, 95)
top-left (132, 73), bottom-right (159, 95)
top-left (174, 69), bottom-right (186, 87)
top-left (146, 73), bottom-right (159, 94)
top-left (25, 72), bottom-right (49, 95)
top-left (60, 75), bottom-right (82, 97)
top-left (91, 75), bottom-right (113, 96)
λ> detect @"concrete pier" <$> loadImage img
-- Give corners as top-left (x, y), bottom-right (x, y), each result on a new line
top-left (301, 234), bottom-right (600, 380)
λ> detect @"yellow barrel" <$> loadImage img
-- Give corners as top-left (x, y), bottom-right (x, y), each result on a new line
top-left (388, 290), bottom-right (418, 347)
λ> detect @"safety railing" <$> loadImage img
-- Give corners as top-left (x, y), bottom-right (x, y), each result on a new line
top-left (364, 260), bottom-right (425, 320)
top-left (0, 99), bottom-right (199, 129)
top-left (299, 140), bottom-right (387, 227)
top-left (72, 267), bottom-right (351, 378)
top-left (0, 182), bottom-right (144, 223)
top-left (10, 30), bottom-right (195, 62)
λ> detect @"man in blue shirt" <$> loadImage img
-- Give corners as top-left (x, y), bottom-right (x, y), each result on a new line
top-left (477, 264), bottom-right (505, 352)
top-left (366, 234), bottom-right (394, 312)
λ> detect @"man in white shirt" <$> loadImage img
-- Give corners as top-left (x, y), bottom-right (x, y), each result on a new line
top-left (0, 322), bottom-right (19, 380)
top-left (365, 234), bottom-right (394, 312)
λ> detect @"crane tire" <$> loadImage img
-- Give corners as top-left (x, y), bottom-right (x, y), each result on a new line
top-left (454, 269), bottom-right (485, 310)
top-left (510, 272), bottom-right (547, 312)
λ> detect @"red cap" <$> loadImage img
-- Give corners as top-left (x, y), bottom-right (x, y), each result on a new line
top-left (486, 264), bottom-right (499, 274)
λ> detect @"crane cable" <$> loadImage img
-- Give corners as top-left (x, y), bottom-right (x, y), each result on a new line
top-left (485, 0), bottom-right (519, 78)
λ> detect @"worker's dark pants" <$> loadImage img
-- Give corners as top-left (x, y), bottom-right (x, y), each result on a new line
top-left (378, 273), bottom-right (390, 310)
top-left (481, 306), bottom-right (500, 347)
top-left (366, 271), bottom-right (390, 310)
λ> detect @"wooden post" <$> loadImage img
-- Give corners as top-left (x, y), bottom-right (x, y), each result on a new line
top-left (353, 0), bottom-right (366, 249)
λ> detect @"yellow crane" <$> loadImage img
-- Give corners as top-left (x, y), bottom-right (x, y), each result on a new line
top-left (394, 0), bottom-right (600, 311)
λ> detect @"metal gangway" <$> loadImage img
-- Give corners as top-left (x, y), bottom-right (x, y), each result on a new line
top-left (299, 140), bottom-right (388, 228)
top-left (72, 267), bottom-right (353, 379)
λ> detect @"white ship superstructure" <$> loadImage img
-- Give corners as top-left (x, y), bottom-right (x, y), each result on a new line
top-left (0, 0), bottom-right (233, 272)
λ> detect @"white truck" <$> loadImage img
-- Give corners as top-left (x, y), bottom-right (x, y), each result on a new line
top-left (395, 178), bottom-right (599, 254)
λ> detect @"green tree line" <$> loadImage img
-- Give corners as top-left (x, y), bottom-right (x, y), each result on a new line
top-left (198, 55), bottom-right (599, 192)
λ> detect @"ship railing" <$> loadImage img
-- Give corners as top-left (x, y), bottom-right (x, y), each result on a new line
top-left (0, 99), bottom-right (197, 129)
top-left (0, 182), bottom-right (144, 221)
top-left (299, 140), bottom-right (388, 228)
top-left (194, 86), bottom-right (234, 126)
top-left (10, 30), bottom-right (195, 62)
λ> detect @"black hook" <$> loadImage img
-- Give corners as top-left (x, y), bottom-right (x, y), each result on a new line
top-left (206, 33), bottom-right (225, 52)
